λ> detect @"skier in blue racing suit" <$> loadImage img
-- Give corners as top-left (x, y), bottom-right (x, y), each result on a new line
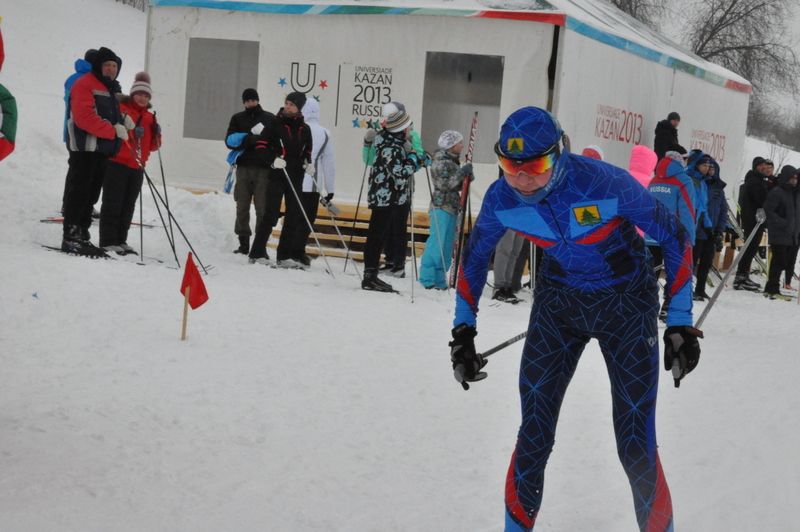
top-left (448, 107), bottom-right (703, 532)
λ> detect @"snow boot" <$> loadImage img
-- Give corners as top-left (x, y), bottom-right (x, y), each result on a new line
top-left (61, 224), bottom-right (108, 258)
top-left (362, 268), bottom-right (396, 292)
top-left (389, 266), bottom-right (406, 278)
top-left (248, 249), bottom-right (271, 265)
top-left (764, 292), bottom-right (792, 301)
top-left (734, 275), bottom-right (760, 291)
top-left (234, 235), bottom-right (250, 254)
top-left (119, 242), bottom-right (138, 256)
top-left (492, 288), bottom-right (521, 304)
top-left (294, 254), bottom-right (312, 267)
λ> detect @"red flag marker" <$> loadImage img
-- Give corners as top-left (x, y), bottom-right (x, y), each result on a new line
top-left (180, 252), bottom-right (208, 339)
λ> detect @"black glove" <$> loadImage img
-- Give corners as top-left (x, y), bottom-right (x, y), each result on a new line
top-left (663, 326), bottom-right (703, 388)
top-left (449, 324), bottom-right (487, 390)
top-left (714, 232), bottom-right (723, 252)
top-left (324, 193), bottom-right (334, 202)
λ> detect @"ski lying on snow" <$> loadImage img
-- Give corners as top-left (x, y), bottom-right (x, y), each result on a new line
top-left (40, 244), bottom-right (115, 260)
top-left (40, 217), bottom-right (156, 228)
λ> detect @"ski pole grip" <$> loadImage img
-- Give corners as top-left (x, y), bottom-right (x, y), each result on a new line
top-left (671, 359), bottom-right (682, 388)
top-left (453, 364), bottom-right (470, 391)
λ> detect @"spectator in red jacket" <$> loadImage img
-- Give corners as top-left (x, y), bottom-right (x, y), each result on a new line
top-left (99, 72), bottom-right (161, 255)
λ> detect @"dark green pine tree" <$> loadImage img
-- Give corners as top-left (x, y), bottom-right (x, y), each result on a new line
top-left (580, 209), bottom-right (599, 225)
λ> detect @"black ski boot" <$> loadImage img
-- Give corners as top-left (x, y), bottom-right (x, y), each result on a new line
top-left (492, 287), bottom-right (521, 304)
top-left (234, 235), bottom-right (250, 254)
top-left (733, 275), bottom-right (760, 291)
top-left (61, 224), bottom-right (108, 258)
top-left (362, 268), bottom-right (396, 292)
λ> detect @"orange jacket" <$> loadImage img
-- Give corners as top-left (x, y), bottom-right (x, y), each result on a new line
top-left (111, 98), bottom-right (161, 169)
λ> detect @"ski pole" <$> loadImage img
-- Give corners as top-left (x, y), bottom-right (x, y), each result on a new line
top-left (481, 331), bottom-right (527, 359)
top-left (454, 330), bottom-right (527, 390)
top-left (153, 112), bottom-right (175, 247)
top-left (423, 166), bottom-right (450, 294)
top-left (144, 172), bottom-right (182, 268)
top-left (344, 162), bottom-right (369, 274)
top-left (449, 112), bottom-right (479, 289)
top-left (142, 169), bottom-right (210, 274)
top-left (672, 215), bottom-right (767, 383)
top-left (309, 171), bottom-right (362, 280)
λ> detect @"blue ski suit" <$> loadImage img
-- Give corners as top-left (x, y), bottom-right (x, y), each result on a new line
top-left (454, 152), bottom-right (693, 532)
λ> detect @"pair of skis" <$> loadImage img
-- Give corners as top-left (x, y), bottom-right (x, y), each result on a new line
top-left (448, 112), bottom-right (479, 290)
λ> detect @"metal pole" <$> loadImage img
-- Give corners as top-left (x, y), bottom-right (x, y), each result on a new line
top-left (344, 163), bottom-right (369, 274)
top-left (279, 166), bottom-right (335, 278)
top-left (693, 215), bottom-right (766, 331)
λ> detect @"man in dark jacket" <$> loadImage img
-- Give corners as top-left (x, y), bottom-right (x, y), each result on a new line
top-left (248, 91), bottom-right (313, 269)
top-left (225, 88), bottom-right (276, 255)
top-left (734, 156), bottom-right (770, 290)
top-left (653, 111), bottom-right (682, 160)
top-left (763, 165), bottom-right (800, 300)
top-left (62, 46), bottom-right (130, 257)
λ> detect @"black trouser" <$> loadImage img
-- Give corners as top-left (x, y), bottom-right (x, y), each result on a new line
top-left (382, 202), bottom-right (410, 267)
top-left (63, 151), bottom-right (107, 234)
top-left (251, 169), bottom-right (305, 261)
top-left (736, 222), bottom-right (765, 277)
top-left (365, 206), bottom-right (405, 270)
top-left (765, 244), bottom-right (792, 294)
top-left (694, 231), bottom-right (716, 294)
top-left (786, 244), bottom-right (800, 285)
top-left (99, 161), bottom-right (143, 246)
top-left (293, 191), bottom-right (319, 259)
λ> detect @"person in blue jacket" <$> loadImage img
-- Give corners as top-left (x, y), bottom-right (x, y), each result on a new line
top-left (60, 49), bottom-right (97, 212)
top-left (646, 151), bottom-right (697, 319)
top-left (447, 107), bottom-right (703, 532)
top-left (693, 158), bottom-right (729, 300)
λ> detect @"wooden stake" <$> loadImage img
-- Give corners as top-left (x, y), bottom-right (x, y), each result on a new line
top-left (181, 286), bottom-right (190, 340)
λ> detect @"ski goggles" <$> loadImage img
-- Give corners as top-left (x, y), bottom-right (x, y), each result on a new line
top-left (494, 142), bottom-right (559, 177)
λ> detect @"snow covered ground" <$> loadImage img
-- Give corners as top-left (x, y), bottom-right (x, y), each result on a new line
top-left (1, 2), bottom-right (799, 531)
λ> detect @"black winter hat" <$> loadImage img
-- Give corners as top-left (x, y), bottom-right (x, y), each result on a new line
top-left (667, 111), bottom-right (681, 121)
top-left (84, 49), bottom-right (98, 62)
top-left (91, 47), bottom-right (122, 77)
top-left (285, 91), bottom-right (307, 111)
top-left (778, 165), bottom-right (798, 183)
top-left (242, 88), bottom-right (259, 102)
top-left (752, 156), bottom-right (766, 170)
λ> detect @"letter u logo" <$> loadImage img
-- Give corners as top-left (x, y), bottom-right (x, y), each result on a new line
top-left (290, 62), bottom-right (316, 93)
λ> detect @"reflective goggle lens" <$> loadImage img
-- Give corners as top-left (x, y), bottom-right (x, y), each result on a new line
top-left (497, 150), bottom-right (557, 177)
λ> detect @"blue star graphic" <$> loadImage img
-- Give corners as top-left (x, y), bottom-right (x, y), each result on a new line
top-left (352, 118), bottom-right (361, 128)
top-left (278, 78), bottom-right (287, 87)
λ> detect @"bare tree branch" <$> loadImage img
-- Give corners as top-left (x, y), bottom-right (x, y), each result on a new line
top-left (684, 0), bottom-right (800, 94)
top-left (607, 0), bottom-right (669, 30)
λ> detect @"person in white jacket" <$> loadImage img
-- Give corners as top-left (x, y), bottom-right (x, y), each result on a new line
top-left (295, 98), bottom-right (335, 264)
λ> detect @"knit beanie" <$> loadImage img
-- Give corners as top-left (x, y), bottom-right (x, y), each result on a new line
top-left (285, 91), bottom-right (307, 111)
top-left (242, 88), bottom-right (259, 103)
top-left (384, 109), bottom-right (412, 133)
top-left (130, 71), bottom-right (152, 98)
top-left (438, 130), bottom-right (464, 150)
